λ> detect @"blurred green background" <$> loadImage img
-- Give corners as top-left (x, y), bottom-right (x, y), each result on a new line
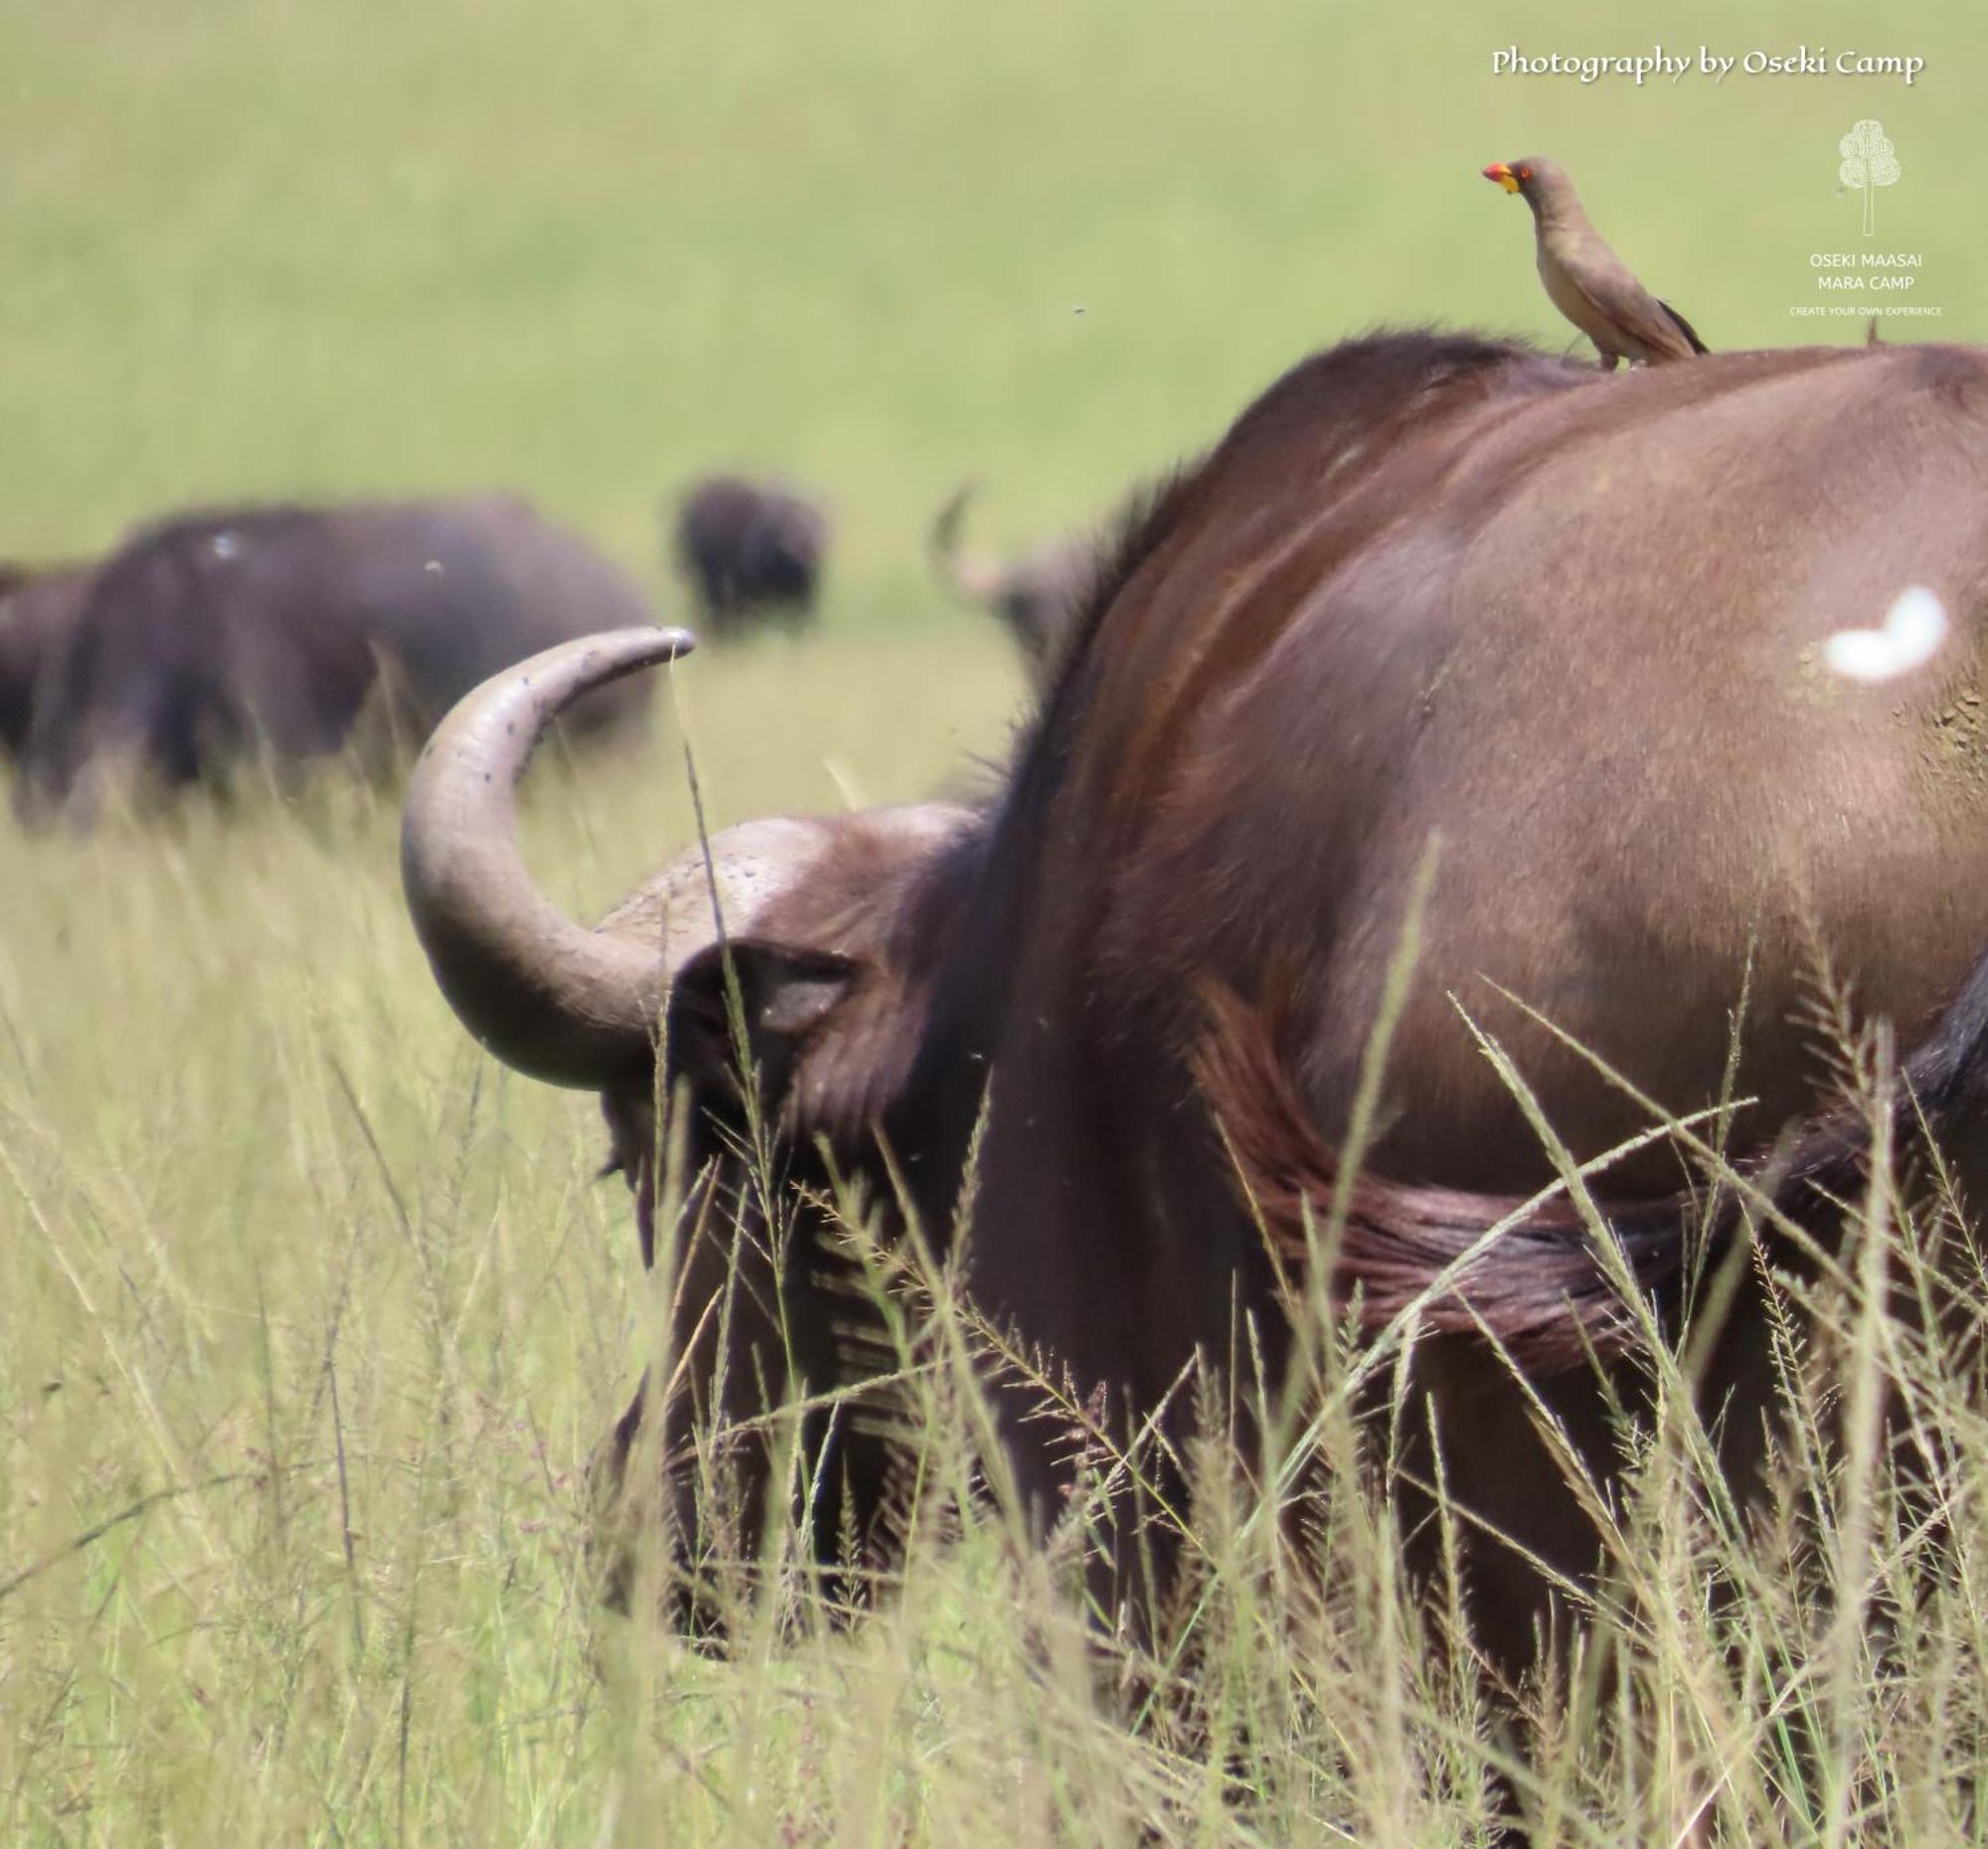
top-left (3, 0), bottom-right (1977, 617)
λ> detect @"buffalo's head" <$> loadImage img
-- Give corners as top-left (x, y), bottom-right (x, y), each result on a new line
top-left (401, 629), bottom-right (981, 1616)
top-left (401, 628), bottom-right (976, 1261)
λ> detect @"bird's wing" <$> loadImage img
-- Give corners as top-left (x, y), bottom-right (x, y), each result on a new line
top-left (1555, 249), bottom-right (1701, 362)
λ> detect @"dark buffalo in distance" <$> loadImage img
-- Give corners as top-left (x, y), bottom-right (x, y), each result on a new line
top-left (405, 332), bottom-right (1988, 1674)
top-left (670, 474), bottom-right (828, 637)
top-left (927, 482), bottom-right (1097, 691)
top-left (16, 496), bottom-right (658, 821)
top-left (0, 560), bottom-right (92, 763)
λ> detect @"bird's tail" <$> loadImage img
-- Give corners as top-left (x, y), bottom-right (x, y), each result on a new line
top-left (1657, 298), bottom-right (1711, 355)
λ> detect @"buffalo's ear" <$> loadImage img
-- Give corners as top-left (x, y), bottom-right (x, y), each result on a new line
top-left (664, 937), bottom-right (862, 1108)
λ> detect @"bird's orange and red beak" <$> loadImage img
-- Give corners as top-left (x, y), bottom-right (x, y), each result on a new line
top-left (1482, 162), bottom-right (1522, 195)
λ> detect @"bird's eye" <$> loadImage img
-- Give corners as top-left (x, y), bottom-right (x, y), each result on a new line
top-left (1518, 166), bottom-right (1532, 181)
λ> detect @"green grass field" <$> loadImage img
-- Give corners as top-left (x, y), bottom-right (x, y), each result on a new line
top-left (5, 0), bottom-right (1988, 1840)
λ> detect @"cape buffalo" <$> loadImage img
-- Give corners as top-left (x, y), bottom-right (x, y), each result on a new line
top-left (0, 560), bottom-right (91, 764)
top-left (670, 475), bottom-right (828, 637)
top-left (927, 483), bottom-right (1098, 692)
top-left (17, 497), bottom-right (657, 821)
top-left (404, 331), bottom-right (1988, 1672)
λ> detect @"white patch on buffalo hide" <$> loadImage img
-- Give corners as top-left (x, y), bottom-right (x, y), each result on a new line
top-left (1823, 585), bottom-right (1949, 684)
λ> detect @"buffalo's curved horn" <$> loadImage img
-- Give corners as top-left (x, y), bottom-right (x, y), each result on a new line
top-left (402, 627), bottom-right (695, 1089)
top-left (927, 481), bottom-right (1006, 604)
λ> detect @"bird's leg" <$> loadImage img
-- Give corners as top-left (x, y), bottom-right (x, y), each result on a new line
top-left (1594, 351), bottom-right (1620, 373)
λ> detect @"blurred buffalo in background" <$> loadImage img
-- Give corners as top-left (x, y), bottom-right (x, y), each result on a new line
top-left (15, 496), bottom-right (658, 822)
top-left (927, 482), bottom-right (1096, 692)
top-left (670, 474), bottom-right (828, 637)
top-left (0, 560), bottom-right (92, 765)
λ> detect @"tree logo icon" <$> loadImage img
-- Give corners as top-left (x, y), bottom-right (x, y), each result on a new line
top-left (1838, 120), bottom-right (1901, 238)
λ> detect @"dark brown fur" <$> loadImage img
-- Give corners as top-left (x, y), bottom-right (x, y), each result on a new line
top-left (19, 497), bottom-right (655, 820)
top-left (0, 561), bottom-right (91, 763)
top-left (594, 329), bottom-right (1988, 1663)
top-left (671, 475), bottom-right (829, 638)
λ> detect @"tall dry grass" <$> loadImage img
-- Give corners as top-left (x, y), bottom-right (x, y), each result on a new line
top-left (6, 653), bottom-right (1986, 1844)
